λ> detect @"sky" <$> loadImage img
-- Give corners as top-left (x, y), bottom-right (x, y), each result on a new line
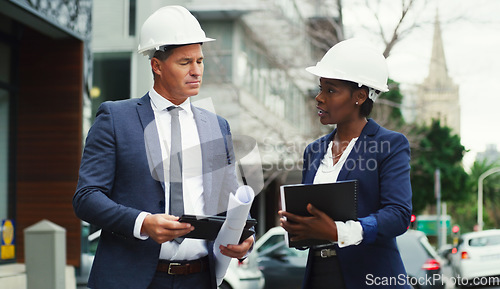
top-left (340, 0), bottom-right (500, 168)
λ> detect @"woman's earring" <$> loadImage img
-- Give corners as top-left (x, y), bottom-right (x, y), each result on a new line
top-left (356, 101), bottom-right (359, 105)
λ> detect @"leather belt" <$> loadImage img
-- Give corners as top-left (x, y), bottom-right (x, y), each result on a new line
top-left (157, 256), bottom-right (209, 275)
top-left (314, 248), bottom-right (337, 258)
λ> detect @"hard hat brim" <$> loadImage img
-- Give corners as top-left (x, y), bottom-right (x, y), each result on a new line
top-left (305, 65), bottom-right (389, 93)
top-left (138, 37), bottom-right (215, 55)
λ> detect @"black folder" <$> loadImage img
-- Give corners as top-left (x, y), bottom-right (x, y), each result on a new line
top-left (280, 180), bottom-right (358, 248)
top-left (178, 214), bottom-right (256, 243)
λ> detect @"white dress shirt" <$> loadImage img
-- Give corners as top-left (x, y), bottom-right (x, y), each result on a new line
top-left (133, 88), bottom-right (208, 260)
top-left (313, 138), bottom-right (363, 248)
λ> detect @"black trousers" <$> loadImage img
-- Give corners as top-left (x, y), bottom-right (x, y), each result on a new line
top-left (147, 270), bottom-right (212, 289)
top-left (309, 255), bottom-right (346, 289)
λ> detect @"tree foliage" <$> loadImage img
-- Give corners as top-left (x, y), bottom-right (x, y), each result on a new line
top-left (466, 159), bottom-right (500, 229)
top-left (372, 79), bottom-right (405, 128)
top-left (410, 119), bottom-right (469, 213)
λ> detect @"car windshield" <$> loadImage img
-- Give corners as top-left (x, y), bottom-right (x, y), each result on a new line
top-left (397, 232), bottom-right (436, 260)
top-left (257, 234), bottom-right (285, 253)
top-left (469, 235), bottom-right (500, 247)
top-left (260, 240), bottom-right (309, 258)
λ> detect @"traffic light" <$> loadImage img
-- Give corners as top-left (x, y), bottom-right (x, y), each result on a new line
top-left (452, 225), bottom-right (460, 246)
top-left (409, 214), bottom-right (417, 229)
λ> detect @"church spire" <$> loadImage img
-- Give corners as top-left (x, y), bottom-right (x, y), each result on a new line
top-left (416, 4), bottom-right (460, 136)
top-left (426, 8), bottom-right (451, 87)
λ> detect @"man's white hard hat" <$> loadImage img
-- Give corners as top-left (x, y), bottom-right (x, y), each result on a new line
top-left (306, 38), bottom-right (389, 100)
top-left (138, 5), bottom-right (215, 57)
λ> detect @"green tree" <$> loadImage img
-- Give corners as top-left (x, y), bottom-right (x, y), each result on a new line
top-left (460, 159), bottom-right (500, 229)
top-left (371, 79), bottom-right (404, 127)
top-left (410, 119), bottom-right (470, 213)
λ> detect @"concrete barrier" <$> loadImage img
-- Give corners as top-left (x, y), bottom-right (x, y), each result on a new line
top-left (24, 220), bottom-right (66, 289)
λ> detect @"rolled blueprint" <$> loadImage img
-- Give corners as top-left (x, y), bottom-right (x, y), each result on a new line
top-left (214, 185), bottom-right (255, 286)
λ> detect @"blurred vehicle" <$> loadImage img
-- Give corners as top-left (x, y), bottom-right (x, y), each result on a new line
top-left (76, 229), bottom-right (264, 289)
top-left (255, 227), bottom-right (308, 289)
top-left (396, 230), bottom-right (446, 289)
top-left (255, 227), bottom-right (446, 289)
top-left (219, 244), bottom-right (265, 289)
top-left (437, 244), bottom-right (453, 265)
top-left (75, 222), bottom-right (98, 286)
top-left (450, 229), bottom-right (500, 286)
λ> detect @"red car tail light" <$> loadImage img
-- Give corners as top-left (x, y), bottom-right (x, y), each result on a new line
top-left (461, 251), bottom-right (469, 259)
top-left (422, 259), bottom-right (440, 270)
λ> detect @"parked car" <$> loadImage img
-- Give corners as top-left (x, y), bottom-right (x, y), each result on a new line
top-left (437, 244), bottom-right (454, 265)
top-left (77, 229), bottom-right (264, 289)
top-left (450, 229), bottom-right (500, 286)
top-left (255, 227), bottom-right (446, 289)
top-left (255, 227), bottom-right (308, 289)
top-left (219, 246), bottom-right (265, 289)
top-left (396, 230), bottom-right (446, 289)
top-left (76, 222), bottom-right (98, 286)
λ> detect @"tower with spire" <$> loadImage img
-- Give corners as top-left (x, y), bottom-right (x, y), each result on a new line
top-left (416, 9), bottom-right (460, 135)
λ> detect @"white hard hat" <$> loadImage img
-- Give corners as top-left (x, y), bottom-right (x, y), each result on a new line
top-left (306, 38), bottom-right (389, 99)
top-left (138, 5), bottom-right (215, 56)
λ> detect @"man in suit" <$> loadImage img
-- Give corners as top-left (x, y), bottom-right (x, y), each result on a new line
top-left (73, 6), bottom-right (253, 289)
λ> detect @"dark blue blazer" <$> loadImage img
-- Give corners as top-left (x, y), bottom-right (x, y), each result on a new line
top-left (73, 94), bottom-right (239, 289)
top-left (301, 119), bottom-right (412, 289)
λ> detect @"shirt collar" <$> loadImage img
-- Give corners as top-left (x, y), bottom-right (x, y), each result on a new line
top-left (149, 88), bottom-right (192, 114)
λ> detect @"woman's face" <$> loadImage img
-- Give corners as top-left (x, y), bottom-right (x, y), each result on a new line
top-left (315, 78), bottom-right (358, 125)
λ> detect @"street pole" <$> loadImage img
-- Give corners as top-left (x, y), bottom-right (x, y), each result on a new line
top-left (441, 202), bottom-right (447, 247)
top-left (477, 167), bottom-right (500, 231)
top-left (435, 169), bottom-right (441, 246)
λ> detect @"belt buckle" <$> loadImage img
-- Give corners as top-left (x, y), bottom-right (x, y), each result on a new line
top-left (168, 263), bottom-right (181, 274)
top-left (320, 249), bottom-right (334, 258)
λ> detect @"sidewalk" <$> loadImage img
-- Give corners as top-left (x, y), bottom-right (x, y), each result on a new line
top-left (0, 263), bottom-right (76, 289)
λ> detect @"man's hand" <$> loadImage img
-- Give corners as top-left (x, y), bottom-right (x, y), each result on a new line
top-left (219, 236), bottom-right (254, 259)
top-left (141, 214), bottom-right (194, 244)
top-left (279, 203), bottom-right (338, 242)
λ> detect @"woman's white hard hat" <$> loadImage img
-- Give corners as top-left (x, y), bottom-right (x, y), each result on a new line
top-left (306, 38), bottom-right (389, 100)
top-left (138, 5), bottom-right (215, 57)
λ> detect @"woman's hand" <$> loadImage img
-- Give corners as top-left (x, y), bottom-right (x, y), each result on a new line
top-left (279, 203), bottom-right (338, 242)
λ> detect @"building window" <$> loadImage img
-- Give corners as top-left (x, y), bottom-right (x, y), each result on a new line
top-left (129, 0), bottom-right (136, 36)
top-left (0, 89), bottom-right (9, 221)
top-left (91, 53), bottom-right (131, 120)
top-left (198, 20), bottom-right (233, 83)
top-left (0, 15), bottom-right (17, 264)
top-left (0, 15), bottom-right (14, 225)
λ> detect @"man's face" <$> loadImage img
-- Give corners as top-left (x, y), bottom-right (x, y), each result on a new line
top-left (152, 44), bottom-right (204, 104)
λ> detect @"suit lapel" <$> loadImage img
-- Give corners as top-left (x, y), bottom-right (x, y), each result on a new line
top-left (136, 94), bottom-right (155, 130)
top-left (304, 131), bottom-right (334, 184)
top-left (137, 94), bottom-right (165, 189)
top-left (337, 119), bottom-right (380, 181)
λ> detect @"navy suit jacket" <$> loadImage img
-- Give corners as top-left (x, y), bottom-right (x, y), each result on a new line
top-left (301, 119), bottom-right (412, 289)
top-left (73, 94), bottom-right (239, 289)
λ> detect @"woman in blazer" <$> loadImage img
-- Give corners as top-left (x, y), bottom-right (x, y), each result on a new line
top-left (279, 39), bottom-right (412, 289)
